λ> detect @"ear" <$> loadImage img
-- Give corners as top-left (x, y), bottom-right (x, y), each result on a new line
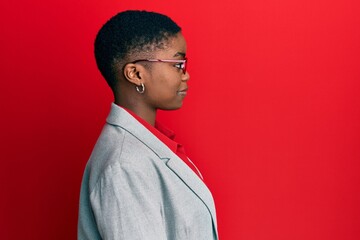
top-left (123, 63), bottom-right (143, 86)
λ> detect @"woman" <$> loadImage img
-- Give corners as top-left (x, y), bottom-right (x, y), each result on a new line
top-left (78, 10), bottom-right (218, 240)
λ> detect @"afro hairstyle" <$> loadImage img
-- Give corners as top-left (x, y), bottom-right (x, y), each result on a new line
top-left (94, 10), bottom-right (182, 89)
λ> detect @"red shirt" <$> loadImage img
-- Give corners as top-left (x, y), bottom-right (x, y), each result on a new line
top-left (122, 107), bottom-right (203, 180)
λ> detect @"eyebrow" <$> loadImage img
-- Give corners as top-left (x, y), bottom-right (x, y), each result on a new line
top-left (173, 52), bottom-right (186, 58)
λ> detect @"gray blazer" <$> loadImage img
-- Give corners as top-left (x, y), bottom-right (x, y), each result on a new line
top-left (78, 103), bottom-right (218, 240)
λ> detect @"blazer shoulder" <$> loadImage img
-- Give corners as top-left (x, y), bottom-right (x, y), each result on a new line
top-left (86, 122), bottom-right (165, 191)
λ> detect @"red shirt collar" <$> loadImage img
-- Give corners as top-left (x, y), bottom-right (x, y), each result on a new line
top-left (121, 106), bottom-right (179, 154)
top-left (119, 105), bottom-right (203, 180)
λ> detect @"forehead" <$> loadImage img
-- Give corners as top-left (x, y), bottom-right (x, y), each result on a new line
top-left (154, 32), bottom-right (187, 58)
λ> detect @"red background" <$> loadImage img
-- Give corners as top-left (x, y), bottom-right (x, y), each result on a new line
top-left (1, 0), bottom-right (360, 239)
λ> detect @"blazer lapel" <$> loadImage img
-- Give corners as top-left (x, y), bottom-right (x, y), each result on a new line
top-left (165, 153), bottom-right (218, 237)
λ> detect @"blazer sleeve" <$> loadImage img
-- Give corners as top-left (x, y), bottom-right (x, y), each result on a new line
top-left (89, 161), bottom-right (167, 240)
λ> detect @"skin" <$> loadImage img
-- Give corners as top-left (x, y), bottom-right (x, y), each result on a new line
top-left (114, 32), bottom-right (190, 126)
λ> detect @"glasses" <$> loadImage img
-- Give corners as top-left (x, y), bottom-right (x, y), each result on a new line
top-left (131, 58), bottom-right (188, 74)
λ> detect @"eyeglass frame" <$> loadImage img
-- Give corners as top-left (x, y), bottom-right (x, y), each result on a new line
top-left (130, 58), bottom-right (188, 74)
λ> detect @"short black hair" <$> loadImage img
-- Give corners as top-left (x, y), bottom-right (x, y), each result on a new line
top-left (94, 10), bottom-right (181, 89)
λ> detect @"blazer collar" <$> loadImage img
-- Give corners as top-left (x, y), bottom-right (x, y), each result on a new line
top-left (106, 103), bottom-right (218, 238)
top-left (106, 103), bottom-right (171, 158)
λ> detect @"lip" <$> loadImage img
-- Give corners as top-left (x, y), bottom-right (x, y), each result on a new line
top-left (177, 88), bottom-right (188, 96)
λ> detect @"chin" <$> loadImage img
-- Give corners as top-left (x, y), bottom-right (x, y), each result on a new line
top-left (160, 103), bottom-right (183, 111)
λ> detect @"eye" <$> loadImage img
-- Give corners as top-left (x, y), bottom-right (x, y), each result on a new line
top-left (174, 62), bottom-right (184, 69)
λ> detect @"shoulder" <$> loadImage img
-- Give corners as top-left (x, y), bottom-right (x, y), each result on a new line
top-left (86, 122), bottom-right (165, 193)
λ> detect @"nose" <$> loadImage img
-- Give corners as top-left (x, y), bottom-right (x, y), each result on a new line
top-left (182, 71), bottom-right (190, 82)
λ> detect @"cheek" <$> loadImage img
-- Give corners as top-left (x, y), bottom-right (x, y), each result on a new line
top-left (158, 75), bottom-right (181, 91)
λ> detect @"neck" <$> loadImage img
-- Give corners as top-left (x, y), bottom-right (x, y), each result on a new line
top-left (114, 98), bottom-right (157, 126)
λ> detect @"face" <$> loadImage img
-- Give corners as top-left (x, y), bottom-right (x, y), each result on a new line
top-left (142, 32), bottom-right (190, 110)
